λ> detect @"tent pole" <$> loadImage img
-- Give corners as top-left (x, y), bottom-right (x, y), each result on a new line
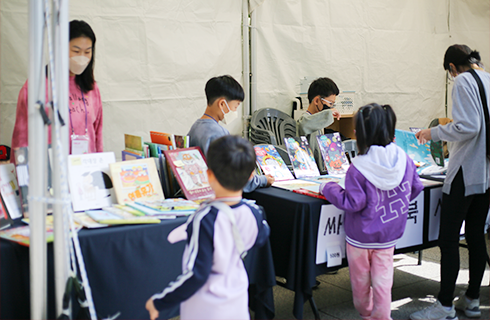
top-left (28, 0), bottom-right (48, 318)
top-left (250, 9), bottom-right (257, 115)
top-left (52, 0), bottom-right (70, 316)
top-left (242, 0), bottom-right (251, 138)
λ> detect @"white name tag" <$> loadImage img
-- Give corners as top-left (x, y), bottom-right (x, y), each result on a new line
top-left (71, 138), bottom-right (89, 155)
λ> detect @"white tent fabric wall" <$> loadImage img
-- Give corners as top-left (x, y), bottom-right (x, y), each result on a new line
top-left (1, 0), bottom-right (489, 157)
top-left (254, 0), bottom-right (490, 131)
top-left (0, 0), bottom-right (244, 157)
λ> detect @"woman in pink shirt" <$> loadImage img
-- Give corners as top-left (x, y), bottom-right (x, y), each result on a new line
top-left (12, 20), bottom-right (103, 157)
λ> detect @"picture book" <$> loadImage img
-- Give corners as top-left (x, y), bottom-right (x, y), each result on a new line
top-left (283, 136), bottom-right (320, 178)
top-left (85, 209), bottom-right (160, 225)
top-left (144, 142), bottom-right (162, 158)
top-left (254, 145), bottom-right (294, 181)
top-left (122, 150), bottom-right (143, 161)
top-left (150, 131), bottom-right (175, 149)
top-left (113, 204), bottom-right (145, 216)
top-left (109, 204), bottom-right (177, 220)
top-left (73, 212), bottom-right (109, 228)
top-left (124, 134), bottom-right (144, 152)
top-left (13, 147), bottom-right (29, 217)
top-left (68, 152), bottom-right (117, 212)
top-left (0, 225), bottom-right (53, 246)
top-left (163, 147), bottom-right (214, 201)
top-left (174, 135), bottom-right (190, 149)
top-left (135, 198), bottom-right (199, 216)
top-left (272, 179), bottom-right (321, 191)
top-left (394, 129), bottom-right (435, 172)
top-left (316, 133), bottom-right (350, 175)
top-left (0, 197), bottom-right (12, 230)
top-left (109, 158), bottom-right (165, 204)
top-left (0, 164), bottom-right (22, 219)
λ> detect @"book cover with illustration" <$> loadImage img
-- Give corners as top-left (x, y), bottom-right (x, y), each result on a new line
top-left (316, 133), bottom-right (350, 175)
top-left (394, 129), bottom-right (436, 172)
top-left (68, 152), bottom-right (117, 212)
top-left (283, 136), bottom-right (320, 178)
top-left (163, 147), bottom-right (214, 201)
top-left (0, 225), bottom-right (52, 246)
top-left (109, 158), bottom-right (165, 204)
top-left (174, 135), bottom-right (189, 149)
top-left (150, 131), bottom-right (175, 149)
top-left (0, 164), bottom-right (22, 219)
top-left (254, 145), bottom-right (294, 181)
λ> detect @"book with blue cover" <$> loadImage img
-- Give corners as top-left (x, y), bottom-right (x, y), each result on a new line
top-left (394, 129), bottom-right (445, 173)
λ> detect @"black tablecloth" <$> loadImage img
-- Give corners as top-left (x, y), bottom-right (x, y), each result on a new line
top-left (245, 185), bottom-right (442, 319)
top-left (245, 187), bottom-right (333, 319)
top-left (0, 217), bottom-right (275, 319)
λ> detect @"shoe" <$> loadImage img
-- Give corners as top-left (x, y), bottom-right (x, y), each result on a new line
top-left (454, 293), bottom-right (481, 318)
top-left (410, 300), bottom-right (458, 320)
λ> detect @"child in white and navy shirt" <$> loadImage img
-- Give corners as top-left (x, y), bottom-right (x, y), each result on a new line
top-left (146, 135), bottom-right (270, 320)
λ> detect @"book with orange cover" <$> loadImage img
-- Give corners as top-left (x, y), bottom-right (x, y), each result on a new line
top-left (150, 131), bottom-right (175, 149)
top-left (163, 147), bottom-right (214, 201)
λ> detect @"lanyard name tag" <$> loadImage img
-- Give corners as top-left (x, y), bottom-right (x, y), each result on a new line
top-left (71, 134), bottom-right (89, 155)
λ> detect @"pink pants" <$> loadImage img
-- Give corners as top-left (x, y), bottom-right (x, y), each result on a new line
top-left (346, 243), bottom-right (394, 320)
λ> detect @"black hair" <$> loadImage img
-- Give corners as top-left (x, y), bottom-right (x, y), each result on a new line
top-left (70, 20), bottom-right (96, 93)
top-left (205, 75), bottom-right (244, 105)
top-left (207, 135), bottom-right (256, 191)
top-left (443, 44), bottom-right (481, 72)
top-left (307, 77), bottom-right (340, 103)
top-left (354, 103), bottom-right (396, 155)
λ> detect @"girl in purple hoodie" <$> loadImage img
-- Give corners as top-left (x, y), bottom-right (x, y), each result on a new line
top-left (320, 103), bottom-right (423, 320)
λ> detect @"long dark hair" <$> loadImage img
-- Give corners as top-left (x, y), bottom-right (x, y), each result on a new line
top-left (355, 103), bottom-right (397, 155)
top-left (443, 44), bottom-right (481, 73)
top-left (70, 20), bottom-right (96, 93)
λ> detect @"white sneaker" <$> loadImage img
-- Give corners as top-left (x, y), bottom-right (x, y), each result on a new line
top-left (410, 300), bottom-right (458, 320)
top-left (454, 293), bottom-right (481, 318)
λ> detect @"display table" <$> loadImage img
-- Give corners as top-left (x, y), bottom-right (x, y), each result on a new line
top-left (0, 217), bottom-right (275, 319)
top-left (244, 184), bottom-right (442, 319)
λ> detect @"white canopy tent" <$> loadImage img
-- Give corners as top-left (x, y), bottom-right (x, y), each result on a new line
top-left (0, 0), bottom-right (489, 318)
top-left (1, 0), bottom-right (489, 153)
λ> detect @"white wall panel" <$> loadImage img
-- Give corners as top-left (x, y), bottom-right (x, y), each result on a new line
top-left (0, 0), bottom-right (243, 156)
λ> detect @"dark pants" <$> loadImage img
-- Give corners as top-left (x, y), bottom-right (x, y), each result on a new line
top-left (437, 168), bottom-right (489, 306)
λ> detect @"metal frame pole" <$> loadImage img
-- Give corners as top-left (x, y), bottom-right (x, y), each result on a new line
top-left (52, 0), bottom-right (70, 315)
top-left (28, 0), bottom-right (48, 318)
top-left (242, 0), bottom-right (251, 139)
top-left (250, 9), bottom-right (257, 115)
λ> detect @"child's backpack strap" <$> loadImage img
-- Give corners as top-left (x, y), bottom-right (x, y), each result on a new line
top-left (209, 201), bottom-right (247, 259)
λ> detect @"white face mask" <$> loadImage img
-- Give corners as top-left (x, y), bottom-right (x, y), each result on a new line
top-left (69, 56), bottom-right (90, 75)
top-left (221, 100), bottom-right (238, 125)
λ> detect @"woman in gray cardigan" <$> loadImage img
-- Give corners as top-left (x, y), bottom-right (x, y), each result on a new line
top-left (411, 45), bottom-right (490, 320)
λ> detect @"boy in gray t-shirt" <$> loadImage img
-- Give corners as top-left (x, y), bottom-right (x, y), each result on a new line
top-left (187, 75), bottom-right (274, 192)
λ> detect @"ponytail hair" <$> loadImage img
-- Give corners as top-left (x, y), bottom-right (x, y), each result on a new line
top-left (443, 44), bottom-right (481, 71)
top-left (355, 103), bottom-right (396, 155)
